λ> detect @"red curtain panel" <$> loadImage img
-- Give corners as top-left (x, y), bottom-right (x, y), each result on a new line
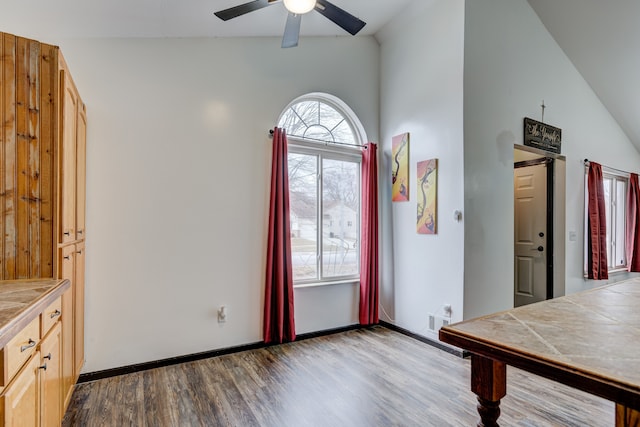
top-left (626, 173), bottom-right (640, 272)
top-left (264, 127), bottom-right (296, 343)
top-left (587, 162), bottom-right (608, 280)
top-left (359, 143), bottom-right (379, 325)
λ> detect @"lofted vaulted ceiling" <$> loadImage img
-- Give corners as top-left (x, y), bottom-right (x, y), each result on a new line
top-left (526, 0), bottom-right (640, 152)
top-left (1, 0), bottom-right (636, 150)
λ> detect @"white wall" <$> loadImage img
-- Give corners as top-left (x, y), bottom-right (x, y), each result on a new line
top-left (377, 0), bottom-right (466, 338)
top-left (463, 0), bottom-right (640, 319)
top-left (57, 36), bottom-right (379, 372)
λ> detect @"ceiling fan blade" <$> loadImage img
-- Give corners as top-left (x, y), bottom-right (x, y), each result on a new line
top-left (282, 13), bottom-right (301, 48)
top-left (314, 0), bottom-right (366, 36)
top-left (214, 0), bottom-right (279, 21)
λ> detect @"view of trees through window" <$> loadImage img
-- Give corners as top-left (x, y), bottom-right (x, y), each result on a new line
top-left (288, 153), bottom-right (359, 281)
top-left (279, 99), bottom-right (356, 145)
top-left (280, 95), bottom-right (362, 284)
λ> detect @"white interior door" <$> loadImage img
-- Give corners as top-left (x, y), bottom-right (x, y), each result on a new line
top-left (514, 163), bottom-right (547, 307)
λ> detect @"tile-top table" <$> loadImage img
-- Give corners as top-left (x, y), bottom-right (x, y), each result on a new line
top-left (439, 279), bottom-right (640, 427)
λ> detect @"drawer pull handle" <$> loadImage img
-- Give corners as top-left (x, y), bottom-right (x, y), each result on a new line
top-left (77, 250), bottom-right (83, 255)
top-left (64, 255), bottom-right (71, 260)
top-left (44, 353), bottom-right (52, 361)
top-left (39, 363), bottom-right (47, 371)
top-left (21, 339), bottom-right (36, 352)
top-left (50, 309), bottom-right (61, 319)
top-left (78, 230), bottom-right (84, 235)
top-left (64, 231), bottom-right (71, 236)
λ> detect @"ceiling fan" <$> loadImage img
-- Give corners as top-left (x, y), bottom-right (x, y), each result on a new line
top-left (214, 0), bottom-right (366, 48)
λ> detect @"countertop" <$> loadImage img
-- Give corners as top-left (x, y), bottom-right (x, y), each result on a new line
top-left (0, 279), bottom-right (70, 348)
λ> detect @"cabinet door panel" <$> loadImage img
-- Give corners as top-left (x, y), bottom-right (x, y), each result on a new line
top-left (60, 70), bottom-right (77, 244)
top-left (74, 242), bottom-right (85, 375)
top-left (59, 246), bottom-right (75, 408)
top-left (76, 106), bottom-right (86, 240)
top-left (40, 322), bottom-right (62, 427)
top-left (0, 352), bottom-right (40, 426)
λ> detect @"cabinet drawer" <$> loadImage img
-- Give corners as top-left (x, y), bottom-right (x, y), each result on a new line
top-left (41, 296), bottom-right (62, 337)
top-left (0, 317), bottom-right (40, 387)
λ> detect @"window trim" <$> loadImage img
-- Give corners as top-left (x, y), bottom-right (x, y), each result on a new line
top-left (288, 137), bottom-right (362, 287)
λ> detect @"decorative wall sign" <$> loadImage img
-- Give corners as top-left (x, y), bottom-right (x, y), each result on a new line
top-left (392, 133), bottom-right (409, 201)
top-left (417, 158), bottom-right (437, 234)
top-left (523, 117), bottom-right (562, 154)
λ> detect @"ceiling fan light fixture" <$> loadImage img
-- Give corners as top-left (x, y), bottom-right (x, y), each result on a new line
top-left (283, 0), bottom-right (316, 15)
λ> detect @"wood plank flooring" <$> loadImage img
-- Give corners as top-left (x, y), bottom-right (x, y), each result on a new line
top-left (62, 326), bottom-right (613, 426)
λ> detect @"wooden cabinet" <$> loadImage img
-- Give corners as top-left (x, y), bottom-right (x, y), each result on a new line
top-left (76, 106), bottom-right (87, 240)
top-left (0, 31), bottom-right (86, 423)
top-left (59, 64), bottom-right (86, 244)
top-left (57, 53), bottom-right (87, 408)
top-left (0, 317), bottom-right (40, 387)
top-left (39, 322), bottom-right (62, 427)
top-left (59, 243), bottom-right (85, 407)
top-left (73, 242), bottom-right (85, 377)
top-left (0, 352), bottom-right (40, 426)
top-left (60, 69), bottom-right (78, 245)
top-left (0, 284), bottom-right (66, 427)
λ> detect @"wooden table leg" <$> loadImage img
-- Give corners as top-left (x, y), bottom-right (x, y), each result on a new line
top-left (471, 354), bottom-right (507, 427)
top-left (616, 404), bottom-right (640, 427)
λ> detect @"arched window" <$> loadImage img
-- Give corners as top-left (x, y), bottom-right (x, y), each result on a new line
top-left (278, 93), bottom-right (366, 286)
top-left (278, 93), bottom-right (367, 146)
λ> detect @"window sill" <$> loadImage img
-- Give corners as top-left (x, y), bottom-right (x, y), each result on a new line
top-left (294, 279), bottom-right (359, 289)
top-left (583, 267), bottom-right (629, 279)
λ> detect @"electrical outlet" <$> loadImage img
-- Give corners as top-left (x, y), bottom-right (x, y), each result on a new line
top-left (428, 313), bottom-right (449, 332)
top-left (218, 306), bottom-right (227, 323)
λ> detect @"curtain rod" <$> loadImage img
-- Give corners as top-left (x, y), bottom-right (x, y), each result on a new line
top-left (584, 159), bottom-right (632, 176)
top-left (268, 129), bottom-right (367, 148)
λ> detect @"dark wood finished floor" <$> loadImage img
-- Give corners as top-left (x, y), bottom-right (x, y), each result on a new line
top-left (63, 326), bottom-right (613, 426)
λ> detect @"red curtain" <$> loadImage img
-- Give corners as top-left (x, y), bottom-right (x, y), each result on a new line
top-left (264, 127), bottom-right (296, 343)
top-left (360, 143), bottom-right (379, 325)
top-left (587, 162), bottom-right (608, 280)
top-left (626, 173), bottom-right (640, 272)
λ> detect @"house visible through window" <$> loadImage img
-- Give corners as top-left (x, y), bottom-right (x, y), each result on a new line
top-left (584, 170), bottom-right (628, 272)
top-left (279, 93), bottom-right (367, 285)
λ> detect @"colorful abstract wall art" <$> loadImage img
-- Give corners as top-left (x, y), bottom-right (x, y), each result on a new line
top-left (417, 158), bottom-right (438, 234)
top-left (391, 133), bottom-right (410, 201)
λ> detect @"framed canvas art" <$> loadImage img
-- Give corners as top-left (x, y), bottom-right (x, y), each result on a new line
top-left (417, 158), bottom-right (437, 234)
top-left (392, 133), bottom-right (409, 201)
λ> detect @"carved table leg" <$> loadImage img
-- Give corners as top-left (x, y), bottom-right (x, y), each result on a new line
top-left (471, 354), bottom-right (507, 427)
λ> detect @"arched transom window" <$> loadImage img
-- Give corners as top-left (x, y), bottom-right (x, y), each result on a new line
top-left (278, 93), bottom-right (366, 146)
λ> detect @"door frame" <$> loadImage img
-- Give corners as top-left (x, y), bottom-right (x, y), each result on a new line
top-left (514, 157), bottom-right (553, 300)
top-left (513, 144), bottom-right (566, 302)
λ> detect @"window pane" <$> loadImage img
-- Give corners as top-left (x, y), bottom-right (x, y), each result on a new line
top-left (321, 159), bottom-right (359, 278)
top-left (332, 120), bottom-right (356, 145)
top-left (319, 103), bottom-right (344, 133)
top-left (603, 178), bottom-right (612, 268)
top-left (280, 108), bottom-right (306, 138)
top-left (615, 179), bottom-right (627, 267)
top-left (288, 153), bottom-right (318, 280)
top-left (305, 125), bottom-right (334, 142)
top-left (293, 101), bottom-right (320, 126)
